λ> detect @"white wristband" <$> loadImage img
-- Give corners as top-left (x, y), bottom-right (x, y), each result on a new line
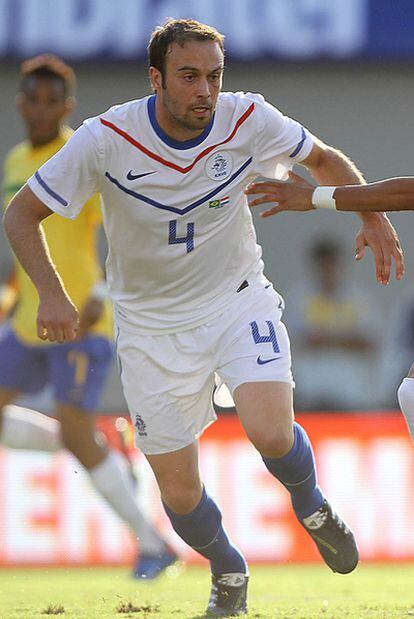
top-left (311, 186), bottom-right (337, 210)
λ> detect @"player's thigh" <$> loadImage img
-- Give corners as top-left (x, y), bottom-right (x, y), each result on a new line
top-left (145, 441), bottom-right (203, 513)
top-left (217, 285), bottom-right (294, 396)
top-left (0, 327), bottom-right (48, 395)
top-left (49, 335), bottom-right (113, 412)
top-left (217, 286), bottom-right (294, 454)
top-left (55, 400), bottom-right (97, 442)
top-left (116, 327), bottom-right (216, 456)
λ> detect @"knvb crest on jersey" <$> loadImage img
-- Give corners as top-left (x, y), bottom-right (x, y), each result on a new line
top-left (134, 413), bottom-right (147, 437)
top-left (205, 151), bottom-right (233, 181)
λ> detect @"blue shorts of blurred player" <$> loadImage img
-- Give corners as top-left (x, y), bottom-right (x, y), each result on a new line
top-left (0, 326), bottom-right (113, 410)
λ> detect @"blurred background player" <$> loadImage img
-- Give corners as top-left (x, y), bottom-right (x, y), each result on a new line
top-left (286, 238), bottom-right (380, 410)
top-left (0, 55), bottom-right (176, 578)
top-left (0, 271), bottom-right (18, 325)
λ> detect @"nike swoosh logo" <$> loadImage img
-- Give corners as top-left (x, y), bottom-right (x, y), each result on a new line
top-left (257, 355), bottom-right (281, 365)
top-left (126, 170), bottom-right (156, 181)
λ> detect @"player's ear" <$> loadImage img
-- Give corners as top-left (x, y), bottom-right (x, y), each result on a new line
top-left (64, 95), bottom-right (76, 117)
top-left (15, 92), bottom-right (24, 112)
top-left (149, 66), bottom-right (162, 92)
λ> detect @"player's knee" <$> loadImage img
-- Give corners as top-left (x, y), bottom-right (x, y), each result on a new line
top-left (59, 423), bottom-right (94, 457)
top-left (406, 363), bottom-right (414, 379)
top-left (397, 378), bottom-right (414, 413)
top-left (162, 486), bottom-right (202, 515)
top-left (248, 425), bottom-right (294, 458)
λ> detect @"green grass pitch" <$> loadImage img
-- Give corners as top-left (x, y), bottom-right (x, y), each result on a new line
top-left (0, 564), bottom-right (413, 618)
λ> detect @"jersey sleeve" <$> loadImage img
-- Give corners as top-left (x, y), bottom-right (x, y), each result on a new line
top-left (27, 122), bottom-right (103, 219)
top-left (253, 96), bottom-right (314, 178)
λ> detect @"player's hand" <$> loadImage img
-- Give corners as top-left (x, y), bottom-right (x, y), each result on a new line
top-left (76, 297), bottom-right (104, 340)
top-left (355, 213), bottom-right (404, 285)
top-left (37, 291), bottom-right (79, 343)
top-left (245, 172), bottom-right (315, 217)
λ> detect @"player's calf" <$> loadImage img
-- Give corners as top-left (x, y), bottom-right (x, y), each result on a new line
top-left (261, 422), bottom-right (358, 573)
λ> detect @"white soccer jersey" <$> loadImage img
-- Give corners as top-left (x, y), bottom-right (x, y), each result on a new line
top-left (27, 91), bottom-right (313, 334)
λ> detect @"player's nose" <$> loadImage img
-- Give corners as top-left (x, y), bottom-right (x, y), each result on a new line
top-left (196, 78), bottom-right (211, 98)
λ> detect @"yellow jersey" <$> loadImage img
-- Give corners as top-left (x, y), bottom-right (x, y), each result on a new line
top-left (2, 127), bottom-right (113, 345)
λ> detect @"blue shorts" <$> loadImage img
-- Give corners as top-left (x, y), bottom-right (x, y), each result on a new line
top-left (0, 327), bottom-right (113, 412)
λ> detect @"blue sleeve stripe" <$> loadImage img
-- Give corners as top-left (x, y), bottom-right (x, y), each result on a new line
top-left (34, 171), bottom-right (68, 207)
top-left (289, 127), bottom-right (307, 158)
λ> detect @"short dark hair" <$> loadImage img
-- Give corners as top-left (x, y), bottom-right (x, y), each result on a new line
top-left (148, 18), bottom-right (225, 81)
top-left (19, 54), bottom-right (76, 98)
top-left (311, 239), bottom-right (342, 262)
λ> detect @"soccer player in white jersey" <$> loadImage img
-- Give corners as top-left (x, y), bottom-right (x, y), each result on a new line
top-left (247, 173), bottom-right (413, 443)
top-left (3, 19), bottom-right (404, 616)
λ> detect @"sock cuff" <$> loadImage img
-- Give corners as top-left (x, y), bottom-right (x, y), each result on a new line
top-left (163, 486), bottom-right (208, 523)
top-left (262, 422), bottom-right (305, 467)
top-left (262, 422), bottom-right (317, 488)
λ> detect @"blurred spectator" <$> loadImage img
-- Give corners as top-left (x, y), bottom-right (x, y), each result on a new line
top-left (285, 239), bottom-right (380, 410)
top-left (379, 283), bottom-right (414, 408)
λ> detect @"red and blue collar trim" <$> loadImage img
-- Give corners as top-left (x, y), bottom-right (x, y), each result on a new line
top-left (147, 94), bottom-right (215, 150)
top-left (100, 100), bottom-right (255, 175)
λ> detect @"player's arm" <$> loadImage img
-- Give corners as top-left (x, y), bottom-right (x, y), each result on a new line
top-left (324, 178), bottom-right (414, 212)
top-left (301, 139), bottom-right (405, 284)
top-left (246, 173), bottom-right (414, 213)
top-left (248, 138), bottom-right (404, 284)
top-left (3, 184), bottom-right (79, 343)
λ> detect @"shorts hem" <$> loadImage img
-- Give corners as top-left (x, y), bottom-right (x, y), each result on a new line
top-left (135, 416), bottom-right (217, 455)
top-left (231, 377), bottom-right (295, 395)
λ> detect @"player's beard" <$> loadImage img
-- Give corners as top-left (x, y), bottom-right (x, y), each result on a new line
top-left (162, 91), bottom-right (214, 133)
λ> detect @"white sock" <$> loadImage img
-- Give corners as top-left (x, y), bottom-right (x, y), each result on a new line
top-left (1, 405), bottom-right (61, 451)
top-left (397, 378), bottom-right (414, 442)
top-left (88, 452), bottom-right (167, 555)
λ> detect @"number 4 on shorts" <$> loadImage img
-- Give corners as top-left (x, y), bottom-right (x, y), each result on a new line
top-left (250, 320), bottom-right (280, 353)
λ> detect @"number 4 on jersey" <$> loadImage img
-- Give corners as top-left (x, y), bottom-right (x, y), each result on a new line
top-left (168, 220), bottom-right (195, 253)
